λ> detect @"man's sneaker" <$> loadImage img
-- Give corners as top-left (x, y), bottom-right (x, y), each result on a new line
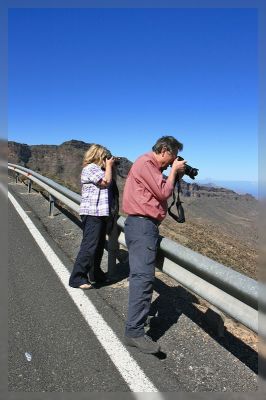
top-left (124, 334), bottom-right (160, 354)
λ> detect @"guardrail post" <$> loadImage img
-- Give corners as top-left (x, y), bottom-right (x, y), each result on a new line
top-left (107, 217), bottom-right (120, 280)
top-left (15, 172), bottom-right (19, 183)
top-left (49, 194), bottom-right (55, 217)
top-left (28, 179), bottom-right (32, 193)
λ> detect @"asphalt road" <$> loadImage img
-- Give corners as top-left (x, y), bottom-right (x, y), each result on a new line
top-left (7, 180), bottom-right (259, 393)
top-left (8, 194), bottom-right (131, 392)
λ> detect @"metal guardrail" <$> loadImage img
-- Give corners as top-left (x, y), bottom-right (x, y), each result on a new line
top-left (8, 163), bottom-right (258, 333)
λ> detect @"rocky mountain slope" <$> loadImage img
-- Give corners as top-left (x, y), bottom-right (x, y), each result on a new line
top-left (8, 140), bottom-right (258, 279)
top-left (8, 140), bottom-right (131, 192)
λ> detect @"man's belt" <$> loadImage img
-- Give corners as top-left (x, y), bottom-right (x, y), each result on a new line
top-left (129, 215), bottom-right (161, 226)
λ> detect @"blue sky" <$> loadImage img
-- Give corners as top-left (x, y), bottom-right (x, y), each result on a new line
top-left (8, 8), bottom-right (258, 183)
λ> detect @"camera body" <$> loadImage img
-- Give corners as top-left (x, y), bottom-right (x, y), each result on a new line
top-left (106, 153), bottom-right (121, 165)
top-left (113, 157), bottom-right (121, 165)
top-left (177, 156), bottom-right (199, 180)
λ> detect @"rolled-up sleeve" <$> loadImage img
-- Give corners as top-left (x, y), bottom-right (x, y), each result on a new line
top-left (134, 160), bottom-right (174, 201)
top-left (81, 164), bottom-right (104, 184)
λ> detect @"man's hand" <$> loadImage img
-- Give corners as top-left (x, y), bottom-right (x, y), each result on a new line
top-left (171, 158), bottom-right (187, 177)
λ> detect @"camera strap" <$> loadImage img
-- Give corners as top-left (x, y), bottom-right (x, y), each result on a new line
top-left (168, 177), bottom-right (185, 223)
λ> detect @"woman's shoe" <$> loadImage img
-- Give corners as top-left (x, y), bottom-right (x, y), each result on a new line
top-left (90, 270), bottom-right (109, 284)
top-left (95, 272), bottom-right (110, 283)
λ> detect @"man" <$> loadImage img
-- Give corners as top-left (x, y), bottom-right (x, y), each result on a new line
top-left (122, 136), bottom-right (186, 354)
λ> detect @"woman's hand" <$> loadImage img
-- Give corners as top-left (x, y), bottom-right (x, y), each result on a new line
top-left (105, 156), bottom-right (116, 169)
top-left (99, 157), bottom-right (115, 187)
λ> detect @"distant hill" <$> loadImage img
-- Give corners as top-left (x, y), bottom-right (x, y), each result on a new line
top-left (198, 180), bottom-right (258, 199)
top-left (8, 139), bottom-right (258, 279)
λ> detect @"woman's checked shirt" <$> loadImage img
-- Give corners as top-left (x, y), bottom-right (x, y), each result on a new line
top-left (79, 163), bottom-right (110, 216)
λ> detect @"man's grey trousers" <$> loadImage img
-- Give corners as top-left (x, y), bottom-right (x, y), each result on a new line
top-left (124, 215), bottom-right (159, 338)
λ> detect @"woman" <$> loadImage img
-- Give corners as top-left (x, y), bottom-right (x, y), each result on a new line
top-left (69, 144), bottom-right (115, 289)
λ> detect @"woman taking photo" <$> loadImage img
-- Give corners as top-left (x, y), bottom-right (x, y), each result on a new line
top-left (69, 144), bottom-right (116, 289)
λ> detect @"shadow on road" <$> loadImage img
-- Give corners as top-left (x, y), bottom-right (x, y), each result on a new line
top-left (147, 278), bottom-right (258, 374)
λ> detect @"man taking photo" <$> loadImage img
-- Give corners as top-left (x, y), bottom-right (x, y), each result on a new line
top-left (122, 135), bottom-right (186, 354)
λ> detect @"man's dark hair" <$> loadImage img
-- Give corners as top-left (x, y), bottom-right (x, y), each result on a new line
top-left (152, 136), bottom-right (183, 154)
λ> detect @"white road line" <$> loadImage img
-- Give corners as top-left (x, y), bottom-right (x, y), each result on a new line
top-left (6, 187), bottom-right (159, 393)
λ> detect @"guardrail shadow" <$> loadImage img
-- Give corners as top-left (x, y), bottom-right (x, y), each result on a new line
top-left (147, 277), bottom-right (258, 374)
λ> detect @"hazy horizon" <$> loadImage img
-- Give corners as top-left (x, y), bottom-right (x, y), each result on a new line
top-left (196, 179), bottom-right (258, 198)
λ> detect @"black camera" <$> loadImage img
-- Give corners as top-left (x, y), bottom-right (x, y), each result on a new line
top-left (113, 157), bottom-right (121, 165)
top-left (177, 156), bottom-right (199, 180)
top-left (106, 153), bottom-right (121, 165)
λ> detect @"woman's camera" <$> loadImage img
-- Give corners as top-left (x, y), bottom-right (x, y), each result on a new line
top-left (106, 153), bottom-right (121, 165)
top-left (113, 157), bottom-right (121, 165)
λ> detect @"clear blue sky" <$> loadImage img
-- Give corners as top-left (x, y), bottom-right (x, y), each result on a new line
top-left (8, 8), bottom-right (258, 182)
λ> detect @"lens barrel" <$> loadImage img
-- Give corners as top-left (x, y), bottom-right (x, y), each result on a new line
top-left (177, 156), bottom-right (198, 179)
top-left (185, 164), bottom-right (198, 179)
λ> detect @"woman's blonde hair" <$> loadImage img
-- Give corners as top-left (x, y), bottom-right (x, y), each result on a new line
top-left (83, 144), bottom-right (110, 168)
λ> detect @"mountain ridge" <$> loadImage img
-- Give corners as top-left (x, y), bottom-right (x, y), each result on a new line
top-left (8, 139), bottom-right (254, 199)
